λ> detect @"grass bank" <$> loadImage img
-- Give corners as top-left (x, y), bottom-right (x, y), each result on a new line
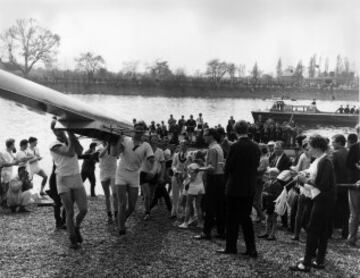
top-left (0, 197), bottom-right (359, 278)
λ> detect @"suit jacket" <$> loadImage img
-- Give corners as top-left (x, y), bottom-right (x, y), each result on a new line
top-left (314, 155), bottom-right (336, 203)
top-left (346, 142), bottom-right (360, 183)
top-left (270, 153), bottom-right (291, 172)
top-left (225, 137), bottom-right (260, 197)
top-left (330, 147), bottom-right (349, 184)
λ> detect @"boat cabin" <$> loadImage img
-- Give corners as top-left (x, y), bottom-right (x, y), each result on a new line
top-left (270, 101), bottom-right (318, 113)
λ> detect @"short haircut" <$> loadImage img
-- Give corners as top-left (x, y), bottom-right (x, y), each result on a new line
top-left (5, 138), bottom-right (15, 148)
top-left (216, 127), bottom-right (226, 136)
top-left (295, 135), bottom-right (307, 147)
top-left (233, 120), bottom-right (248, 135)
top-left (204, 128), bottom-right (220, 142)
top-left (348, 133), bottom-right (358, 145)
top-left (332, 134), bottom-right (346, 146)
top-left (20, 139), bottom-right (28, 147)
top-left (134, 120), bottom-right (147, 130)
top-left (28, 137), bottom-right (37, 143)
top-left (309, 135), bottom-right (328, 152)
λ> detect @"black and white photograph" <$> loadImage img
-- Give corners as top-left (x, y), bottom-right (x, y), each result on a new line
top-left (0, 0), bottom-right (359, 277)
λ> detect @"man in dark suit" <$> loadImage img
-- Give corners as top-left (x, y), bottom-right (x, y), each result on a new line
top-left (216, 120), bottom-right (260, 258)
top-left (330, 134), bottom-right (349, 239)
top-left (270, 141), bottom-right (291, 172)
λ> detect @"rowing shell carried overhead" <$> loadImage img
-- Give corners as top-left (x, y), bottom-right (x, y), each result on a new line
top-left (0, 69), bottom-right (133, 141)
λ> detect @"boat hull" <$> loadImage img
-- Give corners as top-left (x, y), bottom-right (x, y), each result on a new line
top-left (251, 111), bottom-right (359, 128)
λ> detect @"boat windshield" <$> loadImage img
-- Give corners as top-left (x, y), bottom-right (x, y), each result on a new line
top-left (270, 101), bottom-right (318, 112)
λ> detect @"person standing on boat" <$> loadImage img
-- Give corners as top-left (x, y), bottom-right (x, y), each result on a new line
top-left (112, 121), bottom-right (154, 235)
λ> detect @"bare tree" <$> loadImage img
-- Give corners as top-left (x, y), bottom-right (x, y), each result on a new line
top-left (276, 58), bottom-right (282, 78)
top-left (206, 59), bottom-right (228, 87)
top-left (75, 52), bottom-right (106, 80)
top-left (251, 62), bottom-right (260, 83)
top-left (122, 60), bottom-right (139, 79)
top-left (0, 18), bottom-right (60, 77)
top-left (227, 63), bottom-right (236, 83)
top-left (335, 54), bottom-right (343, 77)
top-left (324, 57), bottom-right (329, 76)
top-left (308, 54), bottom-right (317, 78)
top-left (237, 64), bottom-right (246, 77)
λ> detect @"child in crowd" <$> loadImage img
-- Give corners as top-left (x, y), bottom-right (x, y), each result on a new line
top-left (178, 160), bottom-right (205, 229)
top-left (258, 168), bottom-right (282, 240)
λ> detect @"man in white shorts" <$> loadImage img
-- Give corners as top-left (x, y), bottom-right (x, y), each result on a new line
top-left (98, 141), bottom-right (118, 224)
top-left (49, 122), bottom-right (87, 249)
top-left (112, 121), bottom-right (154, 235)
top-left (28, 137), bottom-right (48, 196)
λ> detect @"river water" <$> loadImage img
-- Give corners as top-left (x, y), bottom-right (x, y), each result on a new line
top-left (0, 94), bottom-right (357, 195)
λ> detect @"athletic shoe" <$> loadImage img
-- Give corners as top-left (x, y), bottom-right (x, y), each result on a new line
top-left (69, 236), bottom-right (80, 250)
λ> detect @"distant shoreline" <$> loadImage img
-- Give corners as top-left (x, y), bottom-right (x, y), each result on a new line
top-left (43, 83), bottom-right (359, 101)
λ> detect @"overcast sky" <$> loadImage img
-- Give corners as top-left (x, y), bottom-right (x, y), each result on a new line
top-left (1, 0), bottom-right (359, 75)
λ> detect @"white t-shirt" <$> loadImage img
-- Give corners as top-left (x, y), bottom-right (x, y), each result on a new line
top-left (99, 147), bottom-right (117, 181)
top-left (49, 141), bottom-right (80, 177)
top-left (117, 137), bottom-right (154, 173)
top-left (0, 150), bottom-right (15, 183)
top-left (28, 146), bottom-right (41, 173)
top-left (15, 149), bottom-right (32, 172)
top-left (142, 148), bottom-right (165, 174)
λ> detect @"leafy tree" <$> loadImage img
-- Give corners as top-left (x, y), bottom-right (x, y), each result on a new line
top-left (206, 59), bottom-right (228, 87)
top-left (0, 18), bottom-right (60, 77)
top-left (75, 52), bottom-right (105, 80)
top-left (276, 58), bottom-right (282, 78)
top-left (148, 60), bottom-right (173, 81)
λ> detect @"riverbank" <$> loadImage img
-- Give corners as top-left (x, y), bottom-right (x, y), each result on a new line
top-left (39, 82), bottom-right (359, 101)
top-left (1, 197), bottom-right (359, 278)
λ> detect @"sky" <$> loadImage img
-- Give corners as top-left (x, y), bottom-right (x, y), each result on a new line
top-left (0, 0), bottom-right (359, 75)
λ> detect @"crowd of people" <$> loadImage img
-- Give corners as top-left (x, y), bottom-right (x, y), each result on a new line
top-left (0, 115), bottom-right (359, 273)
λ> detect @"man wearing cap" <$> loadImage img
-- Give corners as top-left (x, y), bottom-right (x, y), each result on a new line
top-left (112, 121), bottom-right (154, 235)
top-left (217, 120), bottom-right (260, 258)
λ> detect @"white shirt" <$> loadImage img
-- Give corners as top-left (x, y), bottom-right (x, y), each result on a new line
top-left (0, 150), bottom-right (15, 183)
top-left (117, 137), bottom-right (154, 173)
top-left (49, 141), bottom-right (80, 177)
top-left (28, 146), bottom-right (41, 171)
top-left (142, 148), bottom-right (165, 174)
top-left (99, 147), bottom-right (117, 181)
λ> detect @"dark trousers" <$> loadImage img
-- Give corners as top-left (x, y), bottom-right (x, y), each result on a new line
top-left (150, 184), bottom-right (172, 212)
top-left (203, 174), bottom-right (226, 236)
top-left (225, 195), bottom-right (256, 253)
top-left (330, 190), bottom-right (349, 238)
top-left (294, 195), bottom-right (313, 237)
top-left (46, 171), bottom-right (66, 227)
top-left (304, 198), bottom-right (334, 266)
top-left (81, 171), bottom-right (96, 196)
